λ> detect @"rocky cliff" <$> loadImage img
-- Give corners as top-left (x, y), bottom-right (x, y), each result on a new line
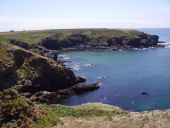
top-left (37, 29), bottom-right (165, 51)
top-left (0, 29), bottom-right (167, 128)
top-left (0, 42), bottom-right (99, 127)
top-left (0, 43), bottom-right (76, 91)
top-left (0, 42), bottom-right (99, 101)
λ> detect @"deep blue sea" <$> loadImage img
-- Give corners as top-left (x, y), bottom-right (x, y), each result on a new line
top-left (60, 28), bottom-right (170, 111)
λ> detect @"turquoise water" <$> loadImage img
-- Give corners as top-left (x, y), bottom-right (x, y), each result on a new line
top-left (60, 29), bottom-right (170, 111)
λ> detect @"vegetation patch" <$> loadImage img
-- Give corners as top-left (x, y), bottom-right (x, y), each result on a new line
top-left (21, 61), bottom-right (38, 80)
top-left (0, 88), bottom-right (45, 128)
top-left (0, 43), bottom-right (12, 63)
top-left (34, 104), bottom-right (126, 128)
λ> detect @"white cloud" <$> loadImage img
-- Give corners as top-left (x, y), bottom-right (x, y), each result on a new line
top-left (0, 16), bottom-right (169, 32)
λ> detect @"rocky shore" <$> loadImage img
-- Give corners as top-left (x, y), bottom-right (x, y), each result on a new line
top-left (37, 29), bottom-right (165, 52)
top-left (0, 29), bottom-right (166, 105)
top-left (0, 42), bottom-right (99, 127)
top-left (0, 29), bottom-right (167, 127)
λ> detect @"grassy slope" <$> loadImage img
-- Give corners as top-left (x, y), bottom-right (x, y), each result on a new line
top-left (0, 29), bottom-right (141, 44)
top-left (35, 103), bottom-right (170, 128)
top-left (34, 103), bottom-right (127, 128)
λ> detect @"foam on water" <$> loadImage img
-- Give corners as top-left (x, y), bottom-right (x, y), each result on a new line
top-left (84, 64), bottom-right (94, 67)
top-left (72, 63), bottom-right (81, 71)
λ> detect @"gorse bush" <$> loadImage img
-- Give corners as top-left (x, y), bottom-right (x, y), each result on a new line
top-left (0, 88), bottom-right (45, 128)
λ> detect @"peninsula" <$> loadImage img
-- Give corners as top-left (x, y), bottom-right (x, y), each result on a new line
top-left (0, 29), bottom-right (168, 128)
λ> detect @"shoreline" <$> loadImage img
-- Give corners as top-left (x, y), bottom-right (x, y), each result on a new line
top-left (58, 45), bottom-right (170, 112)
top-left (60, 44), bottom-right (165, 51)
top-left (1, 28), bottom-right (170, 127)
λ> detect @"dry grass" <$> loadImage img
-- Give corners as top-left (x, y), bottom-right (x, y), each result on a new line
top-left (51, 103), bottom-right (170, 128)
top-left (34, 103), bottom-right (170, 128)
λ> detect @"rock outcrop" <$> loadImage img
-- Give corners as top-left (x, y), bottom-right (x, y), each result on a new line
top-left (0, 44), bottom-right (72, 91)
top-left (0, 42), bottom-right (99, 104)
top-left (9, 39), bottom-right (30, 49)
top-left (72, 83), bottom-right (100, 93)
top-left (38, 30), bottom-right (165, 51)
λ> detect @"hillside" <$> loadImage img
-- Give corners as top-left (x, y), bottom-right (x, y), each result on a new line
top-left (0, 29), bottom-right (165, 51)
top-left (0, 42), bottom-right (99, 127)
top-left (0, 29), bottom-right (143, 44)
top-left (0, 29), bottom-right (168, 128)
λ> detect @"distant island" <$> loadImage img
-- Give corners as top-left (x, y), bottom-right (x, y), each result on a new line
top-left (0, 29), bottom-right (168, 128)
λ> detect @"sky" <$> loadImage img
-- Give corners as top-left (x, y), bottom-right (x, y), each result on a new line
top-left (0, 0), bottom-right (170, 31)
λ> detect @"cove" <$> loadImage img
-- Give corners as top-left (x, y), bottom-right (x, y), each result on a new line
top-left (60, 29), bottom-right (170, 111)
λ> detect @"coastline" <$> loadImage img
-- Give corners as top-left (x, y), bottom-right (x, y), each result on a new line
top-left (1, 28), bottom-right (170, 127)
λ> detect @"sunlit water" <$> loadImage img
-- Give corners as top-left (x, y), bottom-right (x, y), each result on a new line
top-left (60, 28), bottom-right (170, 111)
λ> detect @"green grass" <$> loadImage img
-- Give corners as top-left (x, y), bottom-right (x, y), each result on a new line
top-left (0, 29), bottom-right (141, 45)
top-left (34, 105), bottom-right (60, 128)
top-left (0, 43), bottom-right (13, 64)
top-left (34, 104), bottom-right (126, 128)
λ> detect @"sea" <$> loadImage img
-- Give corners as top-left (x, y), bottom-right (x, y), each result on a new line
top-left (59, 28), bottom-right (170, 111)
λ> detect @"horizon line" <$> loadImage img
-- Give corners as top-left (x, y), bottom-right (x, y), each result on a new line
top-left (1, 27), bottom-right (170, 33)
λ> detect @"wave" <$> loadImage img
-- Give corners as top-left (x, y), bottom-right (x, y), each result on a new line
top-left (158, 42), bottom-right (170, 48)
top-left (58, 54), bottom-right (70, 60)
top-left (163, 42), bottom-right (170, 48)
top-left (165, 45), bottom-right (170, 48)
top-left (84, 64), bottom-right (94, 67)
top-left (97, 76), bottom-right (106, 79)
top-left (95, 81), bottom-right (103, 86)
top-left (58, 54), bottom-right (67, 57)
top-left (62, 57), bottom-right (70, 60)
top-left (72, 64), bottom-right (81, 71)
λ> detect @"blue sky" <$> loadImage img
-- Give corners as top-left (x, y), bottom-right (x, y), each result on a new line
top-left (0, 0), bottom-right (170, 31)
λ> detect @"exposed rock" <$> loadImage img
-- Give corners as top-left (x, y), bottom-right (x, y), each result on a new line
top-left (9, 39), bottom-right (30, 49)
top-left (141, 91), bottom-right (149, 95)
top-left (0, 44), bottom-right (18, 90)
top-left (74, 76), bottom-right (86, 84)
top-left (29, 82), bottom-right (100, 104)
top-left (30, 91), bottom-right (61, 104)
top-left (40, 37), bottom-right (61, 50)
top-left (72, 83), bottom-right (100, 93)
top-left (1, 43), bottom-right (101, 106)
top-left (38, 30), bottom-right (164, 51)
top-left (0, 43), bottom-right (82, 93)
top-left (40, 33), bottom-right (90, 50)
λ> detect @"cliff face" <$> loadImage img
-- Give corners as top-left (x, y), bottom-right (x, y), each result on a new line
top-left (0, 29), bottom-right (164, 51)
top-left (0, 42), bottom-right (99, 105)
top-left (0, 29), bottom-right (165, 95)
top-left (0, 43), bottom-right (79, 92)
top-left (38, 29), bottom-right (164, 50)
top-left (0, 42), bottom-right (99, 127)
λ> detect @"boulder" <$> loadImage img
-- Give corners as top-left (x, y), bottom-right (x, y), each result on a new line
top-left (72, 83), bottom-right (100, 93)
top-left (74, 76), bottom-right (86, 84)
top-left (141, 91), bottom-right (149, 96)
